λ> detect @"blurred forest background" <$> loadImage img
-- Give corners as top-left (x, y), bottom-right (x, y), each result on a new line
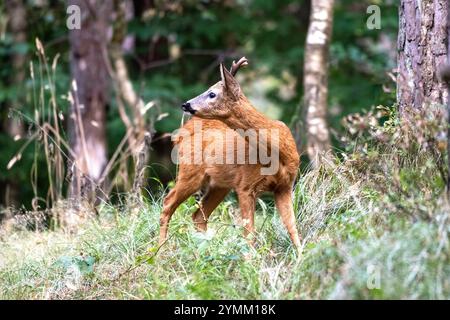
top-left (0, 0), bottom-right (397, 211)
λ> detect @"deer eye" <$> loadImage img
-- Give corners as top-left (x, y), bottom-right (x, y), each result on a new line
top-left (208, 92), bottom-right (216, 99)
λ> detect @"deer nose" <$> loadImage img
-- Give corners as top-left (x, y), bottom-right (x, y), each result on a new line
top-left (181, 102), bottom-right (195, 114)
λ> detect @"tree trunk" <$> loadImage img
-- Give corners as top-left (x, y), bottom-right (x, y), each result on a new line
top-left (442, 0), bottom-right (450, 195)
top-left (67, 0), bottom-right (112, 201)
top-left (4, 0), bottom-right (27, 207)
top-left (303, 0), bottom-right (334, 167)
top-left (111, 0), bottom-right (152, 196)
top-left (397, 0), bottom-right (449, 111)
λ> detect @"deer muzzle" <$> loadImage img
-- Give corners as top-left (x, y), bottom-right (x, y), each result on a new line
top-left (181, 102), bottom-right (196, 114)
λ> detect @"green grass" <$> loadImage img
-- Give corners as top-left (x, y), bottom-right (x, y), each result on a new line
top-left (1, 160), bottom-right (449, 299)
top-left (1, 107), bottom-right (450, 299)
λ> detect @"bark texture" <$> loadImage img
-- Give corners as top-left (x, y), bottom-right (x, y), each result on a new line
top-left (304, 0), bottom-right (334, 166)
top-left (397, 0), bottom-right (449, 111)
top-left (68, 0), bottom-right (112, 200)
top-left (444, 0), bottom-right (450, 194)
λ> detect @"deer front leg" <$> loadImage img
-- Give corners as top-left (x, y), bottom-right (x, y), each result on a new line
top-left (237, 191), bottom-right (256, 243)
top-left (159, 183), bottom-right (199, 245)
top-left (275, 189), bottom-right (302, 253)
top-left (192, 187), bottom-right (230, 231)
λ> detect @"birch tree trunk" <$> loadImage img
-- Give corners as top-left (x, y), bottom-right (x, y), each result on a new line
top-left (397, 0), bottom-right (448, 111)
top-left (67, 0), bottom-right (112, 201)
top-left (304, 0), bottom-right (334, 167)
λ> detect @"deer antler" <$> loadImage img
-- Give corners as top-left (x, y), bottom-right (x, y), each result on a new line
top-left (229, 57), bottom-right (249, 76)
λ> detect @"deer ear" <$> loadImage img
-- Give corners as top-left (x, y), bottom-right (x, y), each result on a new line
top-left (219, 63), bottom-right (241, 100)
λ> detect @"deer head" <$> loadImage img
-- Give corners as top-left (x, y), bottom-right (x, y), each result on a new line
top-left (181, 57), bottom-right (249, 119)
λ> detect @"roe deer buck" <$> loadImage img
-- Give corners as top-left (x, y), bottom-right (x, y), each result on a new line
top-left (159, 57), bottom-right (302, 252)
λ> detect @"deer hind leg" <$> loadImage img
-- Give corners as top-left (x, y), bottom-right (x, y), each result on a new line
top-left (192, 187), bottom-right (230, 231)
top-left (159, 177), bottom-right (203, 245)
top-left (275, 189), bottom-right (302, 252)
top-left (237, 191), bottom-right (256, 242)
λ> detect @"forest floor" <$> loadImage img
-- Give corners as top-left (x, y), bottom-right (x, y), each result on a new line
top-left (1, 108), bottom-right (449, 299)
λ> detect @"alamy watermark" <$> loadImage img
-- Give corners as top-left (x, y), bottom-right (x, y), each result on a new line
top-left (170, 121), bottom-right (280, 176)
top-left (66, 5), bottom-right (81, 30)
top-left (66, 5), bottom-right (382, 31)
top-left (366, 5), bottom-right (381, 30)
top-left (367, 264), bottom-right (381, 290)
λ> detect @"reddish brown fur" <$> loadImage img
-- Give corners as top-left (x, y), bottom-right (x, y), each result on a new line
top-left (159, 60), bottom-right (302, 252)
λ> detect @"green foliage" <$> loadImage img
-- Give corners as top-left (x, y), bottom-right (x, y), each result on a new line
top-left (328, 1), bottom-right (397, 128)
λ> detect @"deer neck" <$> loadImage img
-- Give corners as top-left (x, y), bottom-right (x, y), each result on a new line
top-left (222, 96), bottom-right (296, 164)
top-left (223, 97), bottom-right (274, 131)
